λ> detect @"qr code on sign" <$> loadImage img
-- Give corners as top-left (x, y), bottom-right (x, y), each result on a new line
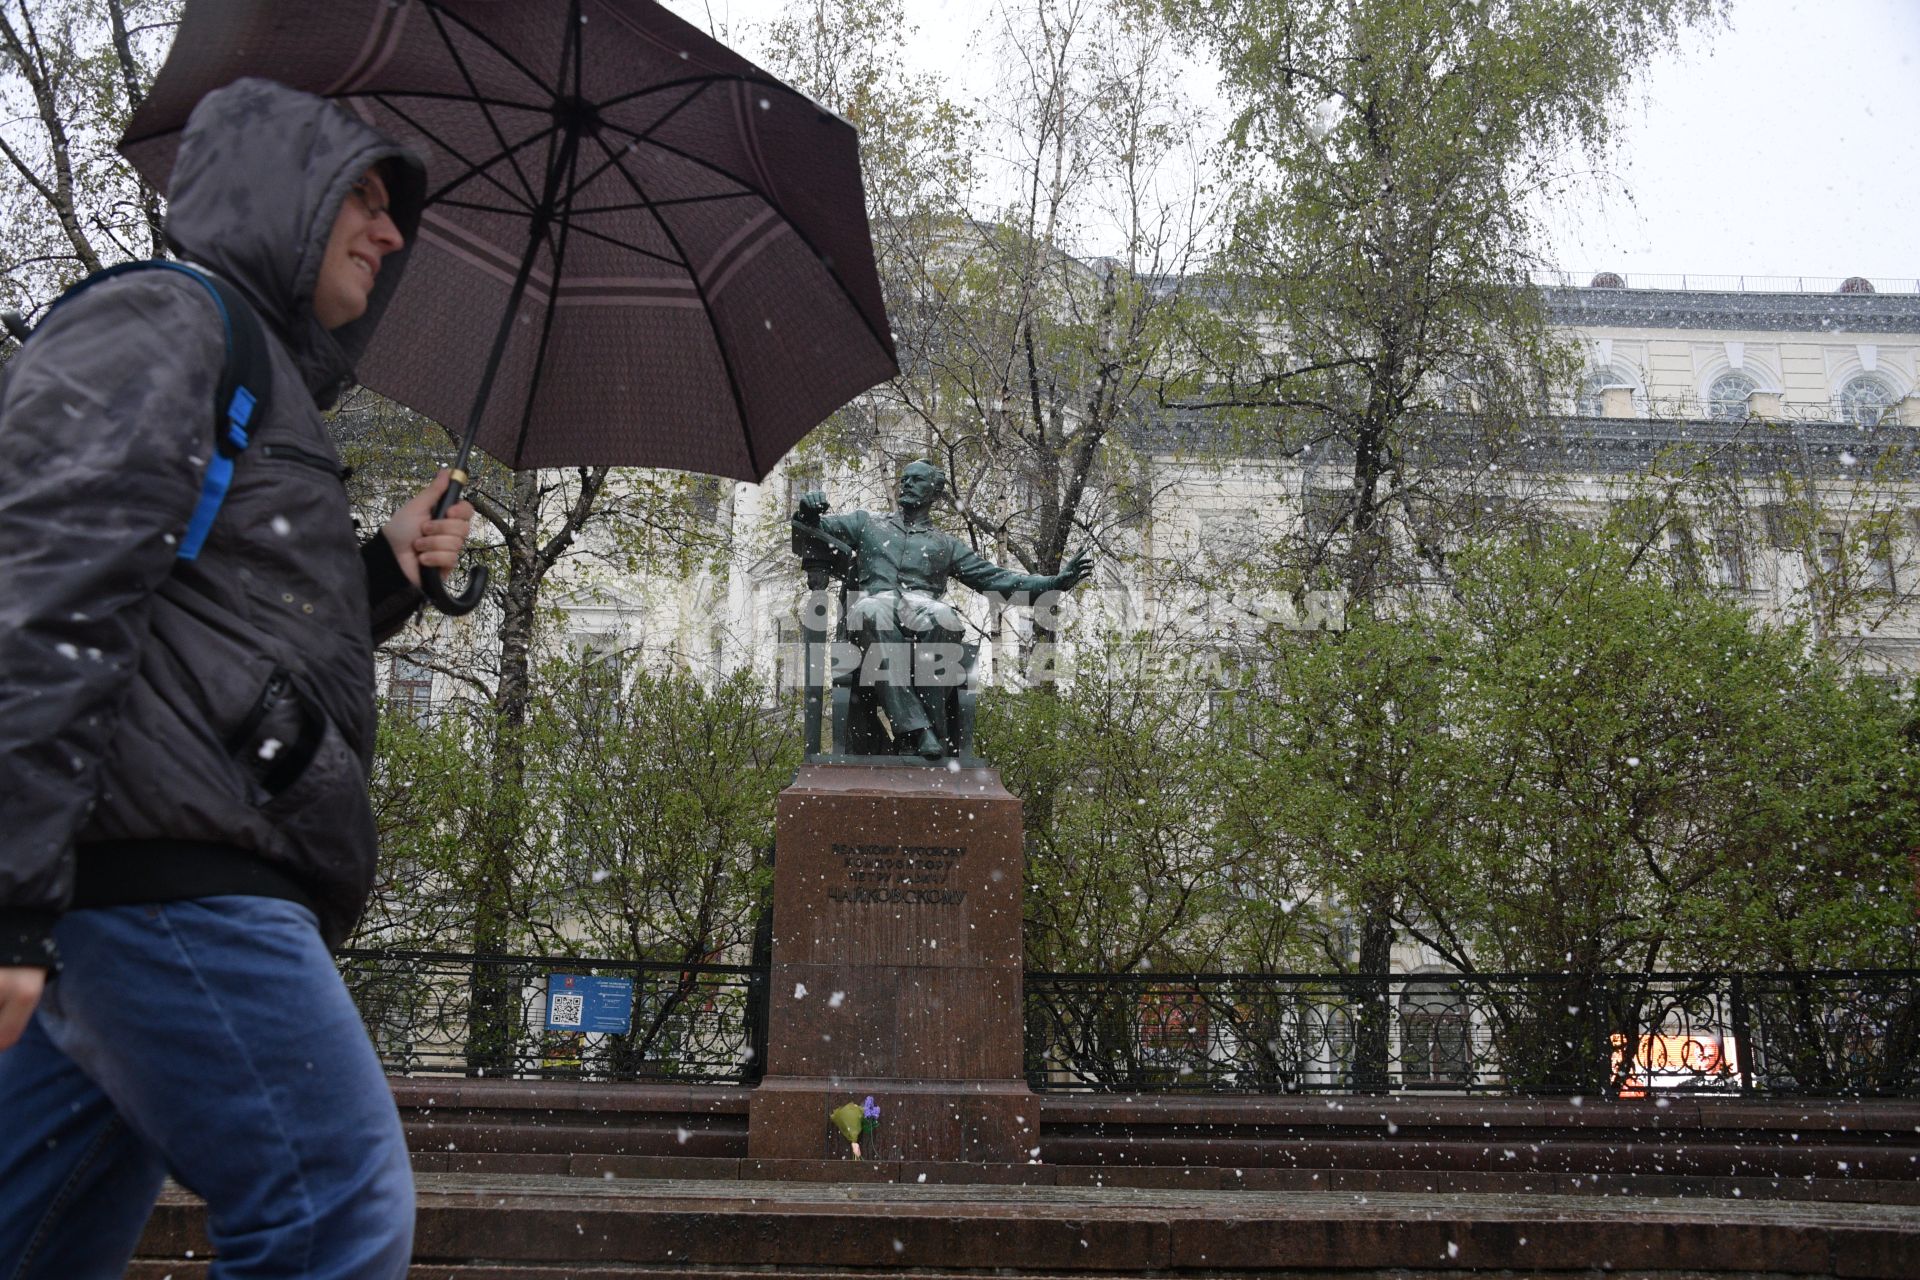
top-left (549, 993), bottom-right (585, 1027)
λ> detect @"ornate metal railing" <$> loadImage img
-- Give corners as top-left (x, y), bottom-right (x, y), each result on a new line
top-left (1024, 970), bottom-right (1920, 1097)
top-left (336, 949), bottom-right (766, 1084)
top-left (331, 953), bottom-right (1919, 1097)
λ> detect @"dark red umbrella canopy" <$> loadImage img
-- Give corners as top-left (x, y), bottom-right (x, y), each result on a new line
top-left (122, 0), bottom-right (898, 483)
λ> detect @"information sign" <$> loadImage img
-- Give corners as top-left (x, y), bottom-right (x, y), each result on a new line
top-left (544, 973), bottom-right (634, 1035)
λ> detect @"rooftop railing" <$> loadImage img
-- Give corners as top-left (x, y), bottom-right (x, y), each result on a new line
top-left (1536, 271), bottom-right (1920, 295)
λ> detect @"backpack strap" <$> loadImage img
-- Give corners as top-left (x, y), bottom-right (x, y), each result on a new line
top-left (35, 260), bottom-right (274, 561)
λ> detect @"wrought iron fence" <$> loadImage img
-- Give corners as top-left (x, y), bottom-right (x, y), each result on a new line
top-left (330, 953), bottom-right (1919, 1097)
top-left (336, 949), bottom-right (765, 1084)
top-left (1024, 970), bottom-right (1920, 1098)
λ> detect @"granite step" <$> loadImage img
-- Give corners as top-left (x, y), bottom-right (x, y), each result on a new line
top-left (131, 1172), bottom-right (1920, 1277)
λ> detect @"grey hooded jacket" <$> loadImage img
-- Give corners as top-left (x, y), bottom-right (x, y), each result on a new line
top-left (0, 79), bottom-right (430, 959)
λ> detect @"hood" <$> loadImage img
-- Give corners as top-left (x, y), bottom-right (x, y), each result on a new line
top-left (164, 78), bottom-right (425, 409)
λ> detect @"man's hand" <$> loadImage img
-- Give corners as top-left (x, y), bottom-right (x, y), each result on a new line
top-left (0, 966), bottom-right (46, 1053)
top-left (1051, 548), bottom-right (1094, 592)
top-left (383, 469), bottom-right (477, 589)
top-left (796, 490), bottom-right (830, 521)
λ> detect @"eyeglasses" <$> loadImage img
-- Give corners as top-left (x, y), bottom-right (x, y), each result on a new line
top-left (348, 176), bottom-right (394, 222)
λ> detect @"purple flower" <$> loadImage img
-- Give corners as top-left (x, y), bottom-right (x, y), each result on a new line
top-left (862, 1095), bottom-right (880, 1119)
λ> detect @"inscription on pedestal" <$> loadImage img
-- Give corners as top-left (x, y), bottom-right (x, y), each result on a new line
top-left (829, 842), bottom-right (969, 906)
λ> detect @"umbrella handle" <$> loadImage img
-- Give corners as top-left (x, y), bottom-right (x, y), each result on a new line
top-left (420, 473), bottom-right (488, 617)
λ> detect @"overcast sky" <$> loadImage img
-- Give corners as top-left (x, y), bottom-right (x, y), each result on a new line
top-left (664, 0), bottom-right (1918, 284)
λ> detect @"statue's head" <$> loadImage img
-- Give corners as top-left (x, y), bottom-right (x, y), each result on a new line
top-left (897, 460), bottom-right (946, 509)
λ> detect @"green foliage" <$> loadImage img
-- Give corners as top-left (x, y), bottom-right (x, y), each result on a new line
top-left (1219, 611), bottom-right (1464, 972)
top-left (359, 691), bottom-right (504, 951)
top-left (1439, 530), bottom-right (1826, 976)
top-left (1226, 521), bottom-right (1919, 984)
top-left (358, 653), bottom-right (799, 962)
top-left (979, 634), bottom-right (1238, 972)
top-left (522, 658), bottom-right (799, 963)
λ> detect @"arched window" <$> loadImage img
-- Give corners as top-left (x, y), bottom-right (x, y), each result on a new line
top-left (1839, 374), bottom-right (1895, 427)
top-left (1707, 371), bottom-right (1757, 421)
top-left (1577, 366), bottom-right (1633, 417)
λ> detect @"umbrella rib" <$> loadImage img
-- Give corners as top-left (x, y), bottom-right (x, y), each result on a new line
top-left (527, 0), bottom-right (589, 273)
top-left (556, 131), bottom-right (751, 215)
top-left (420, 122), bottom-right (559, 212)
top-left (595, 73), bottom-right (804, 121)
top-left (594, 121), bottom-right (758, 205)
top-left (346, 88), bottom-right (548, 112)
top-left (568, 193), bottom-right (758, 215)
top-left (597, 120), bottom-right (898, 370)
top-left (553, 220), bottom-right (688, 271)
top-left (375, 93), bottom-right (547, 215)
top-left (557, 80), bottom-right (715, 208)
top-left (506, 83), bottom-right (585, 470)
top-left (619, 78), bottom-right (715, 147)
top-left (570, 0), bottom-right (585, 103)
top-left (421, 0), bottom-right (558, 101)
top-left (594, 130), bottom-right (760, 476)
top-left (422, 3), bottom-right (541, 207)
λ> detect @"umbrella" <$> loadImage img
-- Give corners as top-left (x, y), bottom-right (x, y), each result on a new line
top-left (121, 0), bottom-right (898, 614)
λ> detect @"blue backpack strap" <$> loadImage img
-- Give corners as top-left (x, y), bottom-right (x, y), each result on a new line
top-left (40, 260), bottom-right (274, 561)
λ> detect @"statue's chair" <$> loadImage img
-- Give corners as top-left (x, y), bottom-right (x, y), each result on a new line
top-left (792, 519), bottom-right (981, 761)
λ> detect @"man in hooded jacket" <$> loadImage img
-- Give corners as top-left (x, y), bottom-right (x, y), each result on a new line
top-left (0, 79), bottom-right (471, 1278)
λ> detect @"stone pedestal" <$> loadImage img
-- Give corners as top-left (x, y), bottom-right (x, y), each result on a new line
top-left (747, 764), bottom-right (1037, 1165)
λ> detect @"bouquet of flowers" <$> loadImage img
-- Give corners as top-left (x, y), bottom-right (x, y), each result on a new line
top-left (830, 1095), bottom-right (880, 1158)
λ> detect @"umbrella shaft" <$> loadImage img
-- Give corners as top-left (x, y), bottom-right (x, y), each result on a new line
top-left (451, 117), bottom-right (586, 474)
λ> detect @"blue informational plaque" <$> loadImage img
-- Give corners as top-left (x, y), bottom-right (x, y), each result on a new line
top-left (545, 973), bottom-right (635, 1034)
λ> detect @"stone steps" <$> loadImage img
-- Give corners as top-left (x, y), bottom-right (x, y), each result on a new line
top-left (129, 1080), bottom-right (1920, 1273)
top-left (391, 1078), bottom-right (1920, 1182)
top-left (130, 1172), bottom-right (1920, 1277)
top-left (394, 1150), bottom-right (1920, 1202)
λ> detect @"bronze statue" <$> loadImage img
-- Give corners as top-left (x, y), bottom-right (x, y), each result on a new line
top-left (793, 460), bottom-right (1093, 760)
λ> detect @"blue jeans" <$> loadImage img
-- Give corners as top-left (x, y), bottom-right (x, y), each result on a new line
top-left (0, 897), bottom-right (413, 1279)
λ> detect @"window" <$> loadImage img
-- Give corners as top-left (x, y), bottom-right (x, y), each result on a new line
top-left (1303, 486), bottom-right (1351, 540)
top-left (1664, 523), bottom-right (1700, 585)
top-left (1576, 366), bottom-right (1633, 417)
top-left (572, 633), bottom-right (623, 717)
top-left (690, 474), bottom-right (726, 525)
top-left (785, 460), bottom-right (824, 512)
top-left (1442, 378), bottom-right (1479, 414)
top-left (387, 651), bottom-right (434, 724)
top-left (1760, 503), bottom-right (1795, 550)
top-left (1710, 527), bottom-right (1748, 590)
top-left (1399, 977), bottom-right (1470, 1086)
top-left (1816, 529), bottom-right (1846, 581)
top-left (1866, 533), bottom-right (1898, 593)
top-left (1707, 371), bottom-right (1757, 421)
top-left (1839, 375), bottom-right (1896, 427)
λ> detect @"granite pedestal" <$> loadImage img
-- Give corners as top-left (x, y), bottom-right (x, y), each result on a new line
top-left (747, 763), bottom-right (1037, 1164)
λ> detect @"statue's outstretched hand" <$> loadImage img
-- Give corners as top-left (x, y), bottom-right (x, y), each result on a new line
top-left (1052, 548), bottom-right (1094, 591)
top-left (796, 491), bottom-right (830, 521)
